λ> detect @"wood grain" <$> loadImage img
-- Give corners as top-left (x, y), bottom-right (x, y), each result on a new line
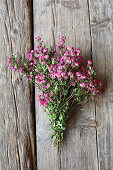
top-left (0, 0), bottom-right (36, 169)
top-left (33, 0), bottom-right (98, 169)
top-left (88, 0), bottom-right (113, 169)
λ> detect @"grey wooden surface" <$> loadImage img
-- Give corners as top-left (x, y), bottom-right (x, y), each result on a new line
top-left (33, 0), bottom-right (98, 170)
top-left (0, 0), bottom-right (36, 169)
top-left (89, 0), bottom-right (113, 169)
top-left (0, 0), bottom-right (113, 170)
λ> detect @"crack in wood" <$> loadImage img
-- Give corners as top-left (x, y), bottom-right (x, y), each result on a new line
top-left (87, 0), bottom-right (93, 59)
top-left (0, 0), bottom-right (36, 169)
top-left (95, 105), bottom-right (100, 170)
top-left (51, 5), bottom-right (56, 49)
top-left (11, 72), bottom-right (22, 170)
top-left (87, 1), bottom-right (100, 170)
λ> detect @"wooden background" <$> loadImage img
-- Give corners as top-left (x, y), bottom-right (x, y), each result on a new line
top-left (0, 0), bottom-right (113, 170)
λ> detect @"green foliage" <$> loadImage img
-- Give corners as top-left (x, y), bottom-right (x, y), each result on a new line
top-left (8, 36), bottom-right (103, 152)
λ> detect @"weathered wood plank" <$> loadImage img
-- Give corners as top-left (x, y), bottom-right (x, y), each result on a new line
top-left (88, 0), bottom-right (113, 169)
top-left (0, 0), bottom-right (36, 169)
top-left (34, 0), bottom-right (98, 169)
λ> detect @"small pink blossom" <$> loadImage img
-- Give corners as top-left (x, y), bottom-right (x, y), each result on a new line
top-left (60, 36), bottom-right (66, 40)
top-left (76, 72), bottom-right (81, 77)
top-left (81, 75), bottom-right (87, 79)
top-left (44, 101), bottom-right (49, 105)
top-left (58, 76), bottom-right (62, 80)
top-left (88, 60), bottom-right (93, 65)
top-left (90, 81), bottom-right (94, 87)
top-left (44, 55), bottom-right (49, 59)
top-left (76, 48), bottom-right (82, 55)
top-left (88, 70), bottom-right (92, 75)
top-left (74, 62), bottom-right (79, 67)
top-left (92, 96), bottom-right (95, 100)
top-left (42, 86), bottom-right (45, 89)
top-left (67, 46), bottom-right (72, 51)
top-left (64, 76), bottom-right (68, 79)
top-left (50, 90), bottom-right (53, 96)
top-left (46, 83), bottom-right (50, 89)
top-left (72, 82), bottom-right (76, 86)
top-left (35, 36), bottom-right (41, 41)
top-left (44, 97), bottom-right (49, 100)
top-left (42, 80), bottom-right (46, 83)
top-left (37, 94), bottom-right (41, 98)
top-left (43, 48), bottom-right (48, 53)
top-left (49, 98), bottom-right (53, 102)
top-left (80, 82), bottom-right (87, 87)
top-left (18, 67), bottom-right (22, 72)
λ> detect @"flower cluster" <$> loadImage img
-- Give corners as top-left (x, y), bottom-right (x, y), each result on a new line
top-left (8, 36), bottom-right (103, 150)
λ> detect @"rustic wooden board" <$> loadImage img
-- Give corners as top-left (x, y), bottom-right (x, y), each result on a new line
top-left (88, 0), bottom-right (113, 169)
top-left (0, 0), bottom-right (36, 169)
top-left (34, 0), bottom-right (98, 169)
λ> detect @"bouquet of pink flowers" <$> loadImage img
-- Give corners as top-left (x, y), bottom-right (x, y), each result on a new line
top-left (8, 36), bottom-right (103, 151)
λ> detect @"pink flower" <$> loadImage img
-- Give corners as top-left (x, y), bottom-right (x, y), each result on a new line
top-left (50, 90), bottom-right (53, 96)
top-left (90, 81), bottom-right (94, 87)
top-left (81, 75), bottom-right (87, 79)
top-left (64, 75), bottom-right (68, 79)
top-left (67, 46), bottom-right (72, 51)
top-left (70, 52), bottom-right (75, 56)
top-left (54, 52), bottom-right (58, 55)
top-left (92, 90), bottom-right (96, 94)
top-left (38, 99), bottom-right (44, 106)
top-left (44, 55), bottom-right (49, 59)
top-left (98, 80), bottom-right (103, 87)
top-left (72, 82), bottom-right (76, 86)
top-left (67, 71), bottom-right (72, 76)
top-left (18, 67), bottom-right (22, 72)
top-left (25, 76), bottom-right (28, 79)
top-left (76, 72), bottom-right (81, 77)
top-left (59, 50), bottom-right (62, 54)
top-left (61, 72), bottom-right (65, 77)
top-left (56, 45), bottom-right (61, 50)
top-left (43, 48), bottom-right (48, 53)
top-left (58, 76), bottom-right (62, 80)
top-left (74, 62), bottom-right (79, 67)
top-left (76, 48), bottom-right (82, 55)
top-left (46, 83), bottom-right (50, 89)
top-left (35, 36), bottom-right (41, 41)
top-left (71, 63), bottom-right (76, 68)
top-left (88, 60), bottom-right (93, 65)
top-left (60, 36), bottom-right (66, 40)
top-left (49, 98), bottom-right (53, 102)
top-left (42, 80), bottom-right (46, 83)
top-left (88, 70), bottom-right (92, 75)
top-left (92, 96), bottom-right (95, 100)
top-left (80, 82), bottom-right (87, 87)
top-left (37, 94), bottom-right (41, 98)
top-left (44, 93), bottom-right (48, 97)
top-left (44, 97), bottom-right (49, 100)
top-left (26, 52), bottom-right (32, 61)
top-left (44, 101), bottom-right (48, 105)
top-left (48, 67), bottom-right (53, 72)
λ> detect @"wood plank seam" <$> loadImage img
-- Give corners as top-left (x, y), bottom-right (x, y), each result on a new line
top-left (11, 72), bottom-right (21, 170)
top-left (87, 1), bottom-right (100, 169)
